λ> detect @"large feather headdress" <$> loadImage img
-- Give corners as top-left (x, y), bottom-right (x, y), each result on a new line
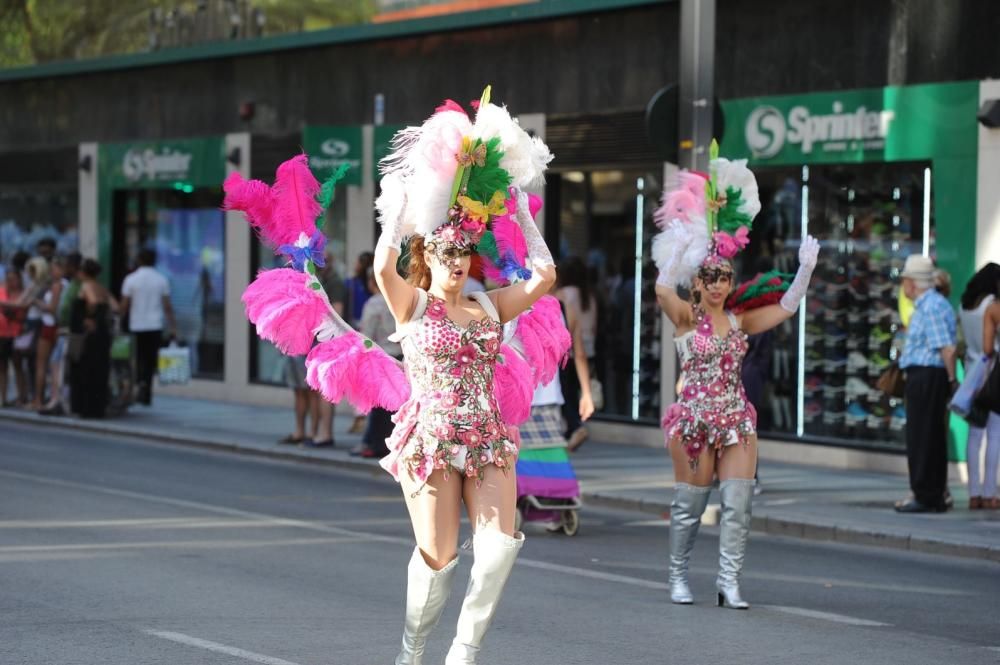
top-left (651, 140), bottom-right (761, 288)
top-left (375, 86), bottom-right (553, 250)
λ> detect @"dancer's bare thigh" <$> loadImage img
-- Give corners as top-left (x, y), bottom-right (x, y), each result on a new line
top-left (400, 467), bottom-right (464, 569)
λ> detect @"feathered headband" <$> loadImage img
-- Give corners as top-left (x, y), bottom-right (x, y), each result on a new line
top-left (376, 86), bottom-right (553, 251)
top-left (651, 140), bottom-right (761, 287)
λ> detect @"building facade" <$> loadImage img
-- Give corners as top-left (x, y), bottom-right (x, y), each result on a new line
top-left (2, 0), bottom-right (999, 462)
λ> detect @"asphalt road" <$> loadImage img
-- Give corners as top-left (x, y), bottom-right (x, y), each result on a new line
top-left (1, 420), bottom-right (998, 665)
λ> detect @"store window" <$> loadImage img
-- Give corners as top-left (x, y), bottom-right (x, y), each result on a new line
top-left (0, 187), bottom-right (78, 270)
top-left (740, 161), bottom-right (932, 450)
top-left (548, 168), bottom-right (663, 423)
top-left (112, 187), bottom-right (225, 380)
top-left (249, 189), bottom-right (348, 385)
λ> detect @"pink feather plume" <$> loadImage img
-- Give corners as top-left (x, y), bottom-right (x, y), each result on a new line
top-left (242, 268), bottom-right (331, 356)
top-left (306, 334), bottom-right (411, 412)
top-left (653, 171), bottom-right (707, 230)
top-left (435, 99), bottom-right (468, 116)
top-left (493, 345), bottom-right (533, 425)
top-left (515, 295), bottom-right (572, 386)
top-left (223, 172), bottom-right (275, 241)
top-left (270, 154), bottom-right (323, 247)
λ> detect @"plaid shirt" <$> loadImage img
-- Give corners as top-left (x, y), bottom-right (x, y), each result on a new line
top-left (899, 288), bottom-right (956, 369)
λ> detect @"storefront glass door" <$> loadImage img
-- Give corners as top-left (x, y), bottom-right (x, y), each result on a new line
top-left (741, 161), bottom-right (933, 450)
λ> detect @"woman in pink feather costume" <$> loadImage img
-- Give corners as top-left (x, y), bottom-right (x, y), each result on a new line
top-left (374, 90), bottom-right (556, 665)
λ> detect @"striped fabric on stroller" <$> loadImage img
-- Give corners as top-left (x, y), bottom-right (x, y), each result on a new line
top-left (514, 404), bottom-right (582, 536)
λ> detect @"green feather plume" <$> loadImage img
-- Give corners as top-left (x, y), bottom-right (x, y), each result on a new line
top-left (315, 163), bottom-right (351, 229)
top-left (717, 186), bottom-right (753, 234)
top-left (464, 137), bottom-right (511, 203)
top-left (740, 270), bottom-right (793, 301)
top-left (476, 231), bottom-right (500, 266)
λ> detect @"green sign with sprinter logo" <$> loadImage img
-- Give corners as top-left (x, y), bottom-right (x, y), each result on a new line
top-left (720, 82), bottom-right (978, 165)
top-left (303, 125), bottom-right (362, 185)
top-left (100, 137), bottom-right (226, 188)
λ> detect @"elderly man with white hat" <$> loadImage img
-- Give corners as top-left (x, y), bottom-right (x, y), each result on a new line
top-left (895, 254), bottom-right (958, 513)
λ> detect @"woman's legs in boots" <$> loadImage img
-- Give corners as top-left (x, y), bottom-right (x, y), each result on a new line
top-left (395, 469), bottom-right (463, 665)
top-left (443, 465), bottom-right (521, 664)
top-left (668, 439), bottom-right (716, 603)
top-left (715, 436), bottom-right (758, 609)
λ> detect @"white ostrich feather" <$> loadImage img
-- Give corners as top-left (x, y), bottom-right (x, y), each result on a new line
top-left (651, 218), bottom-right (710, 288)
top-left (713, 157), bottom-right (761, 220)
top-left (473, 103), bottom-right (553, 189)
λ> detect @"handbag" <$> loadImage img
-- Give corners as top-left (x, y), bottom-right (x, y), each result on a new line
top-left (876, 362), bottom-right (905, 398)
top-left (973, 356), bottom-right (1000, 415)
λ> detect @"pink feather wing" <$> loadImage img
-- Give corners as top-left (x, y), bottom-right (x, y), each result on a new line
top-left (242, 268), bottom-right (330, 355)
top-left (515, 296), bottom-right (571, 386)
top-left (223, 172), bottom-right (276, 243)
top-left (493, 345), bottom-right (533, 425)
top-left (270, 154), bottom-right (323, 247)
top-left (306, 335), bottom-right (411, 412)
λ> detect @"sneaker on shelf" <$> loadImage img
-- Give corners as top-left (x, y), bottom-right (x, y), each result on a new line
top-left (824, 352), bottom-right (848, 372)
top-left (805, 349), bottom-right (824, 371)
top-left (867, 404), bottom-right (889, 429)
top-left (847, 351), bottom-right (868, 372)
top-left (867, 353), bottom-right (890, 374)
top-left (805, 375), bottom-right (823, 394)
top-left (846, 401), bottom-right (870, 424)
top-left (846, 376), bottom-right (872, 398)
top-left (804, 399), bottom-right (823, 421)
top-left (869, 324), bottom-right (893, 345)
top-left (889, 405), bottom-right (906, 431)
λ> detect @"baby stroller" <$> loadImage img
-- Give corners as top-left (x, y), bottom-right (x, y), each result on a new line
top-left (514, 405), bottom-right (583, 536)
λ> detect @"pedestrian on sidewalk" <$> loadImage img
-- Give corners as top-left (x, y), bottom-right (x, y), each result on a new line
top-left (557, 256), bottom-right (598, 451)
top-left (31, 256), bottom-right (68, 411)
top-left (895, 254), bottom-right (958, 514)
top-left (352, 266), bottom-right (398, 458)
top-left (373, 94), bottom-right (555, 664)
top-left (69, 259), bottom-right (115, 418)
top-left (120, 249), bottom-right (177, 406)
top-left (0, 268), bottom-right (28, 406)
top-left (968, 266), bottom-right (1000, 509)
top-left (40, 253), bottom-right (81, 416)
top-left (653, 155), bottom-right (819, 610)
top-left (345, 251), bottom-right (374, 434)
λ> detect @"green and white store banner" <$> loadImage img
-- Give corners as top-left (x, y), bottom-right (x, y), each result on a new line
top-left (302, 125), bottom-right (363, 185)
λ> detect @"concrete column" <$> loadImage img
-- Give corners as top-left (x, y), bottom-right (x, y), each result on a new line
top-left (224, 132), bottom-right (251, 393)
top-left (77, 143), bottom-right (98, 259)
top-left (977, 80), bottom-right (1000, 267)
top-left (659, 162), bottom-right (678, 417)
top-left (346, 124), bottom-right (376, 271)
top-left (678, 0), bottom-right (715, 171)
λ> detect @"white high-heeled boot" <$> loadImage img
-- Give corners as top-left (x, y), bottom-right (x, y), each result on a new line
top-left (716, 478), bottom-right (754, 610)
top-left (395, 548), bottom-right (459, 665)
top-left (444, 530), bottom-right (524, 664)
top-left (669, 483), bottom-right (711, 604)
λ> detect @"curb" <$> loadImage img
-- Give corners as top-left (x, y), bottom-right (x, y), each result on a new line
top-left (5, 411), bottom-right (998, 564)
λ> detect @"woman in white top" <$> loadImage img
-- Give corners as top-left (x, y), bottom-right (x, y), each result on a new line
top-left (961, 263), bottom-right (1000, 509)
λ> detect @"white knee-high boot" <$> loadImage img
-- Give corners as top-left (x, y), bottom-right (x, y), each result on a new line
top-left (717, 478), bottom-right (754, 610)
top-left (669, 483), bottom-right (711, 604)
top-left (395, 548), bottom-right (459, 665)
top-left (444, 530), bottom-right (524, 664)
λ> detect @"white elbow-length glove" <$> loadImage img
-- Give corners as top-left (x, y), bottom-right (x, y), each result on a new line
top-left (515, 190), bottom-right (554, 271)
top-left (779, 235), bottom-right (820, 313)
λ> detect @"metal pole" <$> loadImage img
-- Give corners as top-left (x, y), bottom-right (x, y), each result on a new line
top-left (678, 0), bottom-right (716, 171)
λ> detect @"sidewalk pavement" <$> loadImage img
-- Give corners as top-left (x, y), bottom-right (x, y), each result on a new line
top-left (2, 395), bottom-right (999, 563)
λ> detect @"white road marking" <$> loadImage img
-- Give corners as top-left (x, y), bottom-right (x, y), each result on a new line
top-left (143, 630), bottom-right (304, 665)
top-left (760, 605), bottom-right (891, 627)
top-left (517, 558), bottom-right (669, 591)
top-left (0, 551), bottom-right (134, 563)
top-left (0, 536), bottom-right (369, 554)
top-left (622, 519), bottom-right (670, 527)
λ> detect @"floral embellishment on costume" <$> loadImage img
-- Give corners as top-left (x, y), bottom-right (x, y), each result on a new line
top-left (426, 299), bottom-right (447, 321)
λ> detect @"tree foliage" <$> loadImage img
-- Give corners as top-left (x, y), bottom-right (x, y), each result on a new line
top-left (0, 0), bottom-right (375, 68)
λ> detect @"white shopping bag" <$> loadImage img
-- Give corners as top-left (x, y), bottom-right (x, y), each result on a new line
top-left (158, 342), bottom-right (192, 385)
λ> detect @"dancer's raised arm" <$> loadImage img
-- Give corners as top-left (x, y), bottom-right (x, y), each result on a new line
top-left (374, 178), bottom-right (419, 324)
top-left (489, 190), bottom-right (556, 324)
top-left (740, 235), bottom-right (819, 335)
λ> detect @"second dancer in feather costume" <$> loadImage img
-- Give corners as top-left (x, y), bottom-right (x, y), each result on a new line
top-left (652, 142), bottom-right (819, 610)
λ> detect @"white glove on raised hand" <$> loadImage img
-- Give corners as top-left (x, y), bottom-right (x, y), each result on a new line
top-left (780, 235), bottom-right (820, 313)
top-left (798, 234), bottom-right (820, 269)
top-left (516, 190), bottom-right (554, 270)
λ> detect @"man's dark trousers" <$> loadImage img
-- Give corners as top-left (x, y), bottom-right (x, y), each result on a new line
top-left (903, 366), bottom-right (950, 507)
top-left (134, 330), bottom-right (162, 405)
